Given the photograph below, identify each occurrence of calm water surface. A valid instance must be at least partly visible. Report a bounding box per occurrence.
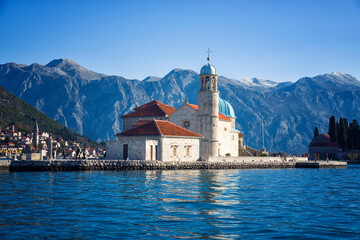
[1,166,360,239]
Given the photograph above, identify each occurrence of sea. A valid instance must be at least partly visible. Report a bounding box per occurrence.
[0,165,359,239]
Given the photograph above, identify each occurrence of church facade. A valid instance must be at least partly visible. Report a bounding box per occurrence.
[106,61,243,161]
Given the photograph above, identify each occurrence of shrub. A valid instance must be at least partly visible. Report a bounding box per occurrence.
[348,152,359,162]
[225,153,231,157]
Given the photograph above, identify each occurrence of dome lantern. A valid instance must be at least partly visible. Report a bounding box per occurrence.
[200,63,217,75]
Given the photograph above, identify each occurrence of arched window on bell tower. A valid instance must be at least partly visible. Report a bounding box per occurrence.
[199,65,217,92]
[206,77,210,90]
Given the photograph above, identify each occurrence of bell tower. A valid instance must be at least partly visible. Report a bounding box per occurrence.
[33,120,39,147]
[198,48,219,159]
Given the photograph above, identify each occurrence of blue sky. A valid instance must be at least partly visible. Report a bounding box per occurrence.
[0,0,359,82]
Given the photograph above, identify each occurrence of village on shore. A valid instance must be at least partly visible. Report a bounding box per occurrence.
[0,123,105,160]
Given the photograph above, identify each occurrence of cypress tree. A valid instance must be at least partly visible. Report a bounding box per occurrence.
[344,118,349,150]
[347,121,355,150]
[338,118,347,150]
[344,118,349,137]
[336,119,340,143]
[314,127,319,138]
[349,119,360,149]
[356,123,360,150]
[328,115,337,142]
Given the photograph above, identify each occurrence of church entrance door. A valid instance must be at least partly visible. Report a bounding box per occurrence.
[123,144,128,159]
[150,145,153,160]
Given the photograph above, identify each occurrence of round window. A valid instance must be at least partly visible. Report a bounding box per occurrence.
[183,120,190,128]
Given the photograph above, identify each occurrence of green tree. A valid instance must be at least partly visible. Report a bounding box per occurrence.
[313,127,319,138]
[347,123,353,150]
[356,124,360,150]
[348,120,360,150]
[344,118,349,139]
[328,115,337,142]
[338,118,348,150]
[336,119,340,142]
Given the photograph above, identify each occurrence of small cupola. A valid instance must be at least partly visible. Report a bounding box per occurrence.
[200,63,217,75]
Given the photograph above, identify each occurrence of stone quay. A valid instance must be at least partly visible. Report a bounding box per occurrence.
[3,157,347,172]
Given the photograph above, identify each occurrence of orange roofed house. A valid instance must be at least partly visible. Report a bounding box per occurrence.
[308,134,340,160]
[106,59,244,161]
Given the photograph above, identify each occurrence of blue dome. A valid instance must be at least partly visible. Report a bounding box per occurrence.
[219,98,236,118]
[200,63,216,75]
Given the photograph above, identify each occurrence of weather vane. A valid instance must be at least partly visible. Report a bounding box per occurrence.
[206,48,211,61]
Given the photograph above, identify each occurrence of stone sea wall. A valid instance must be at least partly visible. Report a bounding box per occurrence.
[6,158,346,171]
[9,159,297,171]
[207,156,309,163]
[294,160,347,168]
[0,160,11,170]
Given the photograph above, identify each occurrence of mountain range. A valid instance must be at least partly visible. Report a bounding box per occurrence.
[1,59,360,153]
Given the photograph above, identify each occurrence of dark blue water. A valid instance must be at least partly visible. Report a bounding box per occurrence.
[1,166,360,239]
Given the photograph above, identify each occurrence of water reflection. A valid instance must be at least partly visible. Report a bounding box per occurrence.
[0,168,360,239]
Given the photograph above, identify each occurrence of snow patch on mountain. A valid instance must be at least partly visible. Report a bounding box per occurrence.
[240,77,279,88]
[46,59,105,80]
[143,76,161,82]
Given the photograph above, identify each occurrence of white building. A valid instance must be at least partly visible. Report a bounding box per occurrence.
[107,119,202,161]
[107,59,243,161]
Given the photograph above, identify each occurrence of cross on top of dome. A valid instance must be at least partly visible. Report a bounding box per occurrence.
[206,48,211,62]
[201,48,216,75]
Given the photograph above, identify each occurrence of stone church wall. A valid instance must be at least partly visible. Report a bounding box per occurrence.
[107,136,200,161]
[218,120,238,157]
[161,137,200,161]
[107,136,148,160]
[168,105,198,133]
[106,140,122,159]
[145,139,159,160]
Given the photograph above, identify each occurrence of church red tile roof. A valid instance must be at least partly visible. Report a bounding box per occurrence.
[134,100,160,110]
[219,114,231,121]
[187,103,199,110]
[309,142,339,148]
[117,120,203,137]
[186,103,231,121]
[309,134,339,148]
[132,120,151,127]
[121,100,176,118]
[322,134,330,139]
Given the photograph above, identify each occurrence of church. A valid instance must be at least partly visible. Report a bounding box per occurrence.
[106,58,244,161]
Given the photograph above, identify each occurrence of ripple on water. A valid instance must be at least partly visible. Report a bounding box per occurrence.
[0,167,360,239]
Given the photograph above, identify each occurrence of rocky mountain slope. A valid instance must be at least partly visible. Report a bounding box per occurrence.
[0,86,100,147]
[1,59,360,153]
